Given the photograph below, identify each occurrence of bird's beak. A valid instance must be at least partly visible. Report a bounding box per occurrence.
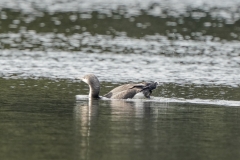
[75,77,82,81]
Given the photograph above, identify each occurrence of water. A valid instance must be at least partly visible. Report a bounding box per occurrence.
[74,100,240,160]
[1,0,240,159]
[1,79,240,160]
[1,78,240,160]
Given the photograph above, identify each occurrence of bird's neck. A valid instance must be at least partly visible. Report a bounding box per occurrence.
[89,84,100,99]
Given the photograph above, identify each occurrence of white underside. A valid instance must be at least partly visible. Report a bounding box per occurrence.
[132,92,146,99]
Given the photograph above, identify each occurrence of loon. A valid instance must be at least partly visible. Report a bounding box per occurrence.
[80,74,158,99]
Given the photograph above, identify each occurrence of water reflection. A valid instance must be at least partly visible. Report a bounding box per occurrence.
[1,77,240,160]
[74,99,169,123]
[74,99,170,160]
[73,99,240,160]
[74,100,99,160]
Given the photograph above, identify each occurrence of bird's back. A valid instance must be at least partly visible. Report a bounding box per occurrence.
[103,82,157,99]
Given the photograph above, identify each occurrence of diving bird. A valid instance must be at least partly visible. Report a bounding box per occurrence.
[80,74,158,99]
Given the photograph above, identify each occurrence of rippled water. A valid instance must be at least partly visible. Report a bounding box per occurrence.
[1,1,240,85]
[1,0,240,159]
[1,78,240,160]
[0,78,240,160]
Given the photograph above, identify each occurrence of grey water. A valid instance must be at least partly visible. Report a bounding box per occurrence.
[1,79,240,160]
[1,0,240,159]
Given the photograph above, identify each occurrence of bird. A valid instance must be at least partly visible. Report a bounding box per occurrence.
[80,74,158,99]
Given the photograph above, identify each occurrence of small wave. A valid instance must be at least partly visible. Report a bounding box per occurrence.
[149,97,240,107]
[76,95,240,107]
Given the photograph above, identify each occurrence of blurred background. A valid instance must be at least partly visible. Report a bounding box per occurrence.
[1,0,240,83]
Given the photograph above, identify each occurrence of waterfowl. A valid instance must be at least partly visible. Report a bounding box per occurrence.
[80,74,158,99]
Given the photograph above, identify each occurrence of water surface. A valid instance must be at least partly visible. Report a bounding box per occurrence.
[0,79,240,160]
[1,0,240,159]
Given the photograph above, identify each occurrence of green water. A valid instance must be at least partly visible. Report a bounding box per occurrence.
[1,78,240,160]
[1,1,240,159]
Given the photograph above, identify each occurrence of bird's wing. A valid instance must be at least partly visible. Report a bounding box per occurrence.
[108,89,139,99]
[103,83,143,98]
[103,82,157,99]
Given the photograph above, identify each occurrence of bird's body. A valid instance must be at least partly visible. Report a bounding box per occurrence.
[81,74,157,99]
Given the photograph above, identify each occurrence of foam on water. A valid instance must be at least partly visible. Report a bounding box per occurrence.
[76,95,240,107]
[150,97,240,107]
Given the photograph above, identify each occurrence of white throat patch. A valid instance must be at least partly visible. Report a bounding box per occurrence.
[81,78,88,84]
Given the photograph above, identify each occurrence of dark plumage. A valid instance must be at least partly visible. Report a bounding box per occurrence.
[80,74,158,99]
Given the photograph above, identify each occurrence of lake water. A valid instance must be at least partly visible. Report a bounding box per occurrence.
[1,0,240,159]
